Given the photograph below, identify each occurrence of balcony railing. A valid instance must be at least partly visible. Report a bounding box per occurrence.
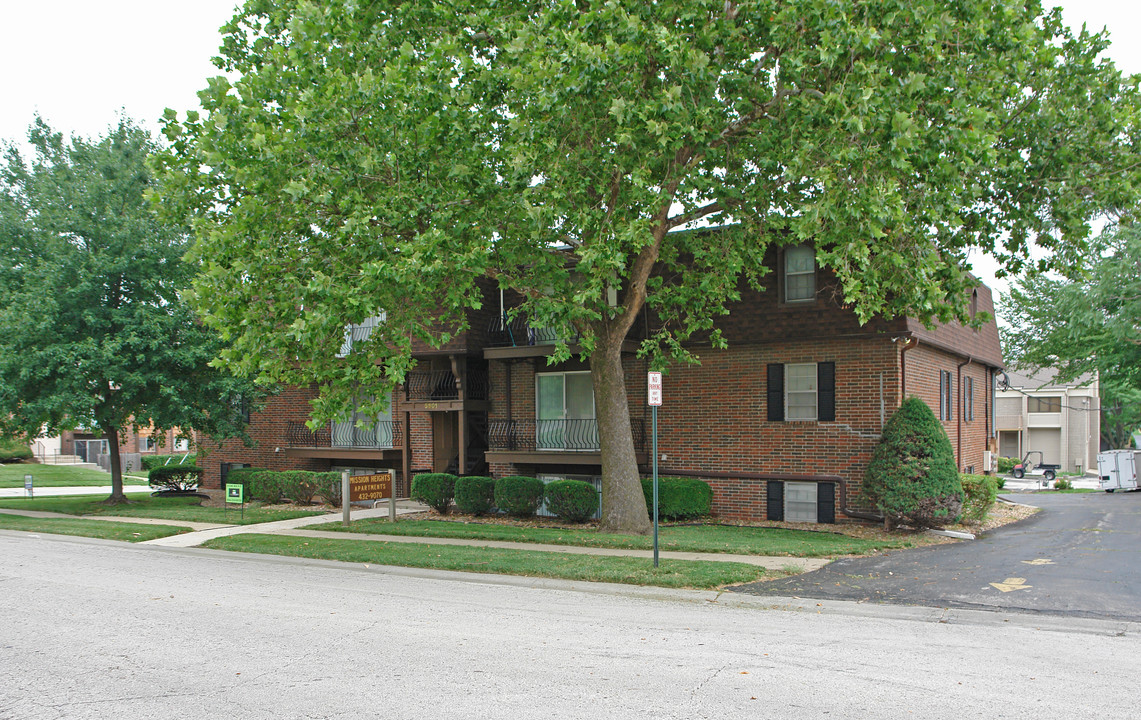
[405,368,488,401]
[487,316,579,348]
[488,418,645,453]
[286,420,401,450]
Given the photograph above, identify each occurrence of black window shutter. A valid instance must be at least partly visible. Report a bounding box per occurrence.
[817,482,836,524]
[818,362,835,422]
[767,481,784,521]
[767,364,784,421]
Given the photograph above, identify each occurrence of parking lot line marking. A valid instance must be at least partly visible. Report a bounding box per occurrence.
[990,577,1032,592]
[1021,559,1054,565]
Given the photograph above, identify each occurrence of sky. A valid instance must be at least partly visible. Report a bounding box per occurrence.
[2,0,1139,297]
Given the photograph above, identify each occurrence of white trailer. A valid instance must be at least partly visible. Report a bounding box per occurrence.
[1097,450,1141,492]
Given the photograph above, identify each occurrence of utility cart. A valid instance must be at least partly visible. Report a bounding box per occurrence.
[1010,451,1062,483]
[1097,450,1141,492]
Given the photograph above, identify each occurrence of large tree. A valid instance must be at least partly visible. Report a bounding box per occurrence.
[1002,224,1141,448]
[0,118,255,502]
[158,0,1140,533]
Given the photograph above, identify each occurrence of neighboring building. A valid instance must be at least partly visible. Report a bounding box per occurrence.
[995,369,1100,474]
[198,246,1004,524]
[59,426,196,463]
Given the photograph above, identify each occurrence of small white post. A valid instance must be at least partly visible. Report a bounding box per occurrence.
[389,469,397,522]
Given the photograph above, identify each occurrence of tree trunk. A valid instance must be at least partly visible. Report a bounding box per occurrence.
[591,333,651,535]
[104,426,128,504]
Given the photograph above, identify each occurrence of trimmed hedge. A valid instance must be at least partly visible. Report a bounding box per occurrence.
[141,454,197,471]
[232,469,281,503]
[231,469,339,505]
[862,397,964,529]
[0,438,33,463]
[454,476,496,516]
[411,473,456,514]
[494,476,545,517]
[960,474,998,524]
[640,477,713,520]
[544,480,599,522]
[147,465,202,492]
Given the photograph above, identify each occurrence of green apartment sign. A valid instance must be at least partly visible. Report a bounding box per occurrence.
[225,483,244,504]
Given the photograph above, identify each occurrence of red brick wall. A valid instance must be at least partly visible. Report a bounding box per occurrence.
[198,385,326,490]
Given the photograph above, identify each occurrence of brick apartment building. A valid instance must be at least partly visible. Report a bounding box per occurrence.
[198,245,1003,524]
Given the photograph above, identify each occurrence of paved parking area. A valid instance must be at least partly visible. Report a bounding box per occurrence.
[730,491,1141,621]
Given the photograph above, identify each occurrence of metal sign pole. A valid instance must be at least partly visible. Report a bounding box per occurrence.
[388,469,397,522]
[652,404,659,568]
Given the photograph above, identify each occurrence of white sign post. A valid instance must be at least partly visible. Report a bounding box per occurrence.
[647,372,662,567]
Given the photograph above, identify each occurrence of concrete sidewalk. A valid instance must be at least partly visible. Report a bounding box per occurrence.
[0,484,152,498]
[0,507,226,531]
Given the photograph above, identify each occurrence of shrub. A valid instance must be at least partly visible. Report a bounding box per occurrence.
[279,471,321,505]
[147,465,202,492]
[323,472,344,506]
[997,456,1017,474]
[141,454,198,471]
[862,396,964,530]
[411,473,456,514]
[960,474,998,524]
[1053,477,1073,490]
[0,437,33,463]
[454,476,496,516]
[544,480,599,522]
[241,470,283,504]
[640,477,713,520]
[994,475,1005,490]
[494,476,545,517]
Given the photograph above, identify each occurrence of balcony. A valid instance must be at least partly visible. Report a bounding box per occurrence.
[486,418,647,466]
[484,315,642,359]
[284,420,403,460]
[402,367,489,411]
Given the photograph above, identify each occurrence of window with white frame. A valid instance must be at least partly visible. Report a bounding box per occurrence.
[783,245,815,302]
[785,363,819,421]
[173,437,190,452]
[1028,396,1062,413]
[963,376,974,421]
[938,370,953,421]
[139,436,156,452]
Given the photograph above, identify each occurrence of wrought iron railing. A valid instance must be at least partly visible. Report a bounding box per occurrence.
[405,370,458,400]
[487,418,645,453]
[487,316,579,348]
[286,420,401,450]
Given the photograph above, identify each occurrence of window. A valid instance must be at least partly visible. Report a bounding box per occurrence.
[938,370,953,421]
[338,313,386,356]
[783,245,815,302]
[173,437,190,452]
[963,376,974,422]
[786,364,819,421]
[1028,396,1062,413]
[767,363,835,422]
[766,480,837,524]
[536,371,597,450]
[139,436,156,453]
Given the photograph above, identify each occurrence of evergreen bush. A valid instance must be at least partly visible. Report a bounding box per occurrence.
[862,397,964,529]
[544,480,599,522]
[454,476,496,516]
[960,474,998,524]
[411,473,456,514]
[639,477,713,520]
[494,476,545,517]
[147,465,202,492]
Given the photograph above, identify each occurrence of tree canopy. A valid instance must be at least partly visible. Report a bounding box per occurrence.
[0,118,256,501]
[1001,224,1141,448]
[158,0,1141,532]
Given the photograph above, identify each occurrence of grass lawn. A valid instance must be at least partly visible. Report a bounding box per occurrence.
[0,463,148,487]
[0,514,190,542]
[0,495,327,525]
[314,518,918,557]
[203,534,769,589]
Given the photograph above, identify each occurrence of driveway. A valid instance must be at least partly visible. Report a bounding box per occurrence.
[730,491,1141,621]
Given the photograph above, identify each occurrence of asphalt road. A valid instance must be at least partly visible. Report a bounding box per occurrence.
[1,531,1138,719]
[731,492,1141,620]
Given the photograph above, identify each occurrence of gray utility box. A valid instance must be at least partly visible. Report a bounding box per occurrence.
[1097,450,1141,492]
